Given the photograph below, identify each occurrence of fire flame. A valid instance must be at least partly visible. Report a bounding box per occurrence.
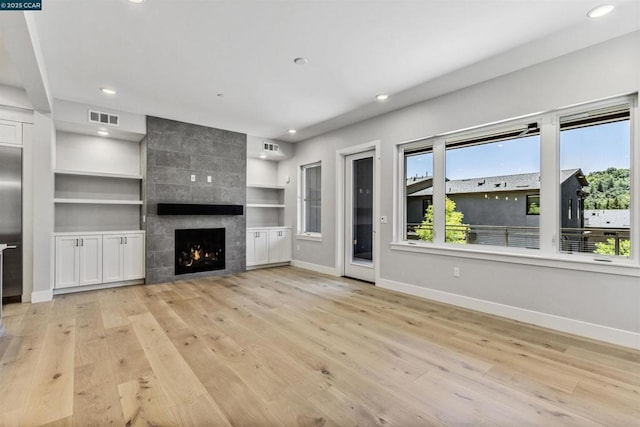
[191,247,202,261]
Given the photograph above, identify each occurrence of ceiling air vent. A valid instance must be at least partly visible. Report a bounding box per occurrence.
[263,142,279,152]
[88,109,119,127]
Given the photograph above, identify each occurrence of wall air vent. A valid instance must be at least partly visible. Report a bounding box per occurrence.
[88,109,119,127]
[262,141,279,152]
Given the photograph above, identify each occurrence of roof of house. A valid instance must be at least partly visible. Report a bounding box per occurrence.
[584,210,631,228]
[409,169,586,196]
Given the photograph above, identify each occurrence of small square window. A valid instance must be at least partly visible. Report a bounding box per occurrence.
[526,195,540,215]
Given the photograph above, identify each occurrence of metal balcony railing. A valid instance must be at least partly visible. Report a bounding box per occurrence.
[407,223,630,256]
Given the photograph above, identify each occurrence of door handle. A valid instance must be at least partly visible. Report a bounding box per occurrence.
[5,245,16,249]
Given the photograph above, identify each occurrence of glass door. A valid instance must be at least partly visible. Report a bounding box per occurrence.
[344,151,375,282]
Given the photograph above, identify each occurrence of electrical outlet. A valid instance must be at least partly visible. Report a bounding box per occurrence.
[190,174,196,182]
[453,267,460,278]
[207,175,212,183]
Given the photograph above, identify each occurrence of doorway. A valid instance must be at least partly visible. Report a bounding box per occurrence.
[344,150,375,282]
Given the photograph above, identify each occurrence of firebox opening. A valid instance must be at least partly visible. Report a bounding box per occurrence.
[175,228,225,275]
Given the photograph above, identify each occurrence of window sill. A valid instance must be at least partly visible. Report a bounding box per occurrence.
[296,233,323,242]
[390,241,640,277]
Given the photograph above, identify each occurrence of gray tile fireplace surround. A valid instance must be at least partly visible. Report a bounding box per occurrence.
[144,116,247,284]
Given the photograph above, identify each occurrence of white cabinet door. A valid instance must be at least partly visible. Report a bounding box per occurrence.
[123,233,145,280]
[55,236,80,288]
[0,119,22,145]
[102,235,124,283]
[247,230,269,266]
[269,229,291,263]
[79,235,102,286]
[55,234,102,288]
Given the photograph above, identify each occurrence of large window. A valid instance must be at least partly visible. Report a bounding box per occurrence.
[444,126,540,248]
[399,95,636,263]
[559,104,631,257]
[301,162,321,234]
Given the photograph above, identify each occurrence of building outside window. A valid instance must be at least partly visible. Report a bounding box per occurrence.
[300,162,321,234]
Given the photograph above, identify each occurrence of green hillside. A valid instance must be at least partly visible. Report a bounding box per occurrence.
[584,168,630,210]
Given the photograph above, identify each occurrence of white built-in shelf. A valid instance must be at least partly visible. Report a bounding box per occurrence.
[54,198,143,205]
[54,169,143,180]
[246,203,285,208]
[247,184,285,190]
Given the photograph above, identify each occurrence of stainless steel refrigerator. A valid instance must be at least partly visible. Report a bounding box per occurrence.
[0,145,22,303]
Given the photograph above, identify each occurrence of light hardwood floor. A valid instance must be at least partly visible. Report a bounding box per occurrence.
[0,266,638,426]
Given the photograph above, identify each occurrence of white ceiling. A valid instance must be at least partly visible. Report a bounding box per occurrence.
[30,0,640,142]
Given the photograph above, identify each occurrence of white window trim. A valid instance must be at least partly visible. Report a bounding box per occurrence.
[394,94,639,270]
[297,161,322,238]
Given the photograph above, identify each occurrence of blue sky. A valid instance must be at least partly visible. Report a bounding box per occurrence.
[406,121,630,180]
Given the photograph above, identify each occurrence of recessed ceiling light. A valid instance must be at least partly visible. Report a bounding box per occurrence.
[97,130,109,136]
[128,0,145,4]
[293,57,308,65]
[288,129,297,135]
[376,94,389,101]
[99,87,117,95]
[259,153,267,159]
[587,4,614,18]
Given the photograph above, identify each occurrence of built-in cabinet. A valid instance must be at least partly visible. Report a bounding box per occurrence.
[53,131,145,291]
[55,231,145,289]
[246,180,291,268]
[246,227,291,267]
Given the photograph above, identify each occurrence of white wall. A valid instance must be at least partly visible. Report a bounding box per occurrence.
[56,131,141,175]
[280,32,640,347]
[247,158,278,186]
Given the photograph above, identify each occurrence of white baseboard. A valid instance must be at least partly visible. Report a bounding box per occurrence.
[290,259,340,277]
[31,289,53,303]
[377,278,640,350]
[53,279,144,295]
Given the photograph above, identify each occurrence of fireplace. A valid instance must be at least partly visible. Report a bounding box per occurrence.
[175,228,225,275]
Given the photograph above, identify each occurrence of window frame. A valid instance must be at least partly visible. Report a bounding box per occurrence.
[394,94,638,272]
[298,161,322,240]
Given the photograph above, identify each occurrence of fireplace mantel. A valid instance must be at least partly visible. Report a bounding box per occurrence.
[157,203,244,216]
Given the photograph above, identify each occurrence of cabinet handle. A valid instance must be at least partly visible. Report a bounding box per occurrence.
[120,237,123,244]
[80,238,84,246]
[75,238,79,247]
[125,237,128,244]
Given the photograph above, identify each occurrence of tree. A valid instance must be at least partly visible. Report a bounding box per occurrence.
[416,197,467,243]
[594,238,630,257]
[584,168,630,210]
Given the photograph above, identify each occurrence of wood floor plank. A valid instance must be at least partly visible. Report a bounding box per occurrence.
[73,358,125,426]
[21,320,75,426]
[1,266,639,425]
[128,311,231,425]
[118,375,178,426]
[104,323,154,384]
